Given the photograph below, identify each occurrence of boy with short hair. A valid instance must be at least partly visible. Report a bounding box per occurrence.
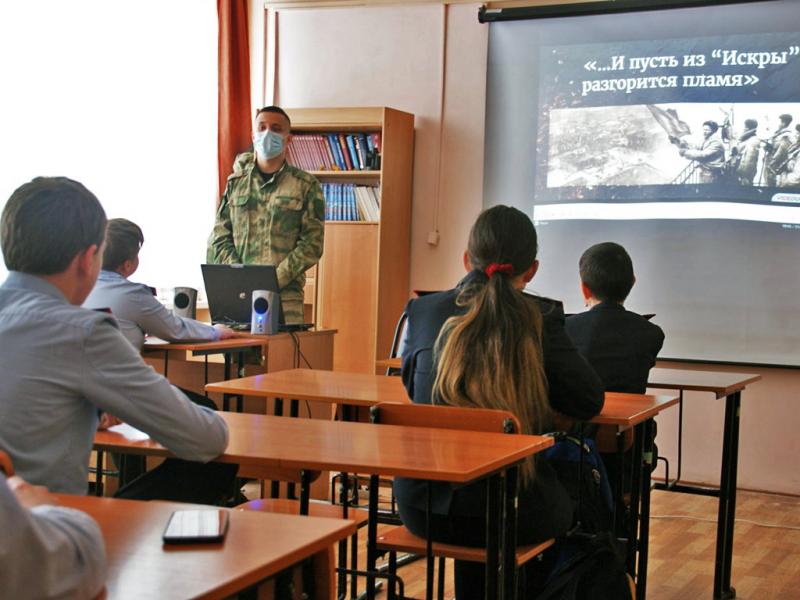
[0,177,232,502]
[84,218,236,350]
[565,242,664,393]
[565,242,665,495]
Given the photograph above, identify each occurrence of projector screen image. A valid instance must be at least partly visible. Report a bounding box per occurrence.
[483,0,800,366]
[534,29,800,223]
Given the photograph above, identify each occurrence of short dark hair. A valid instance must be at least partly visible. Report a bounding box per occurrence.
[703,120,719,133]
[1,177,106,275]
[103,218,144,271]
[255,105,291,127]
[744,118,758,130]
[779,113,793,126]
[579,242,635,303]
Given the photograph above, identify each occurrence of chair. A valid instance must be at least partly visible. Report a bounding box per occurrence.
[0,450,13,476]
[385,311,408,375]
[236,464,369,600]
[370,402,556,600]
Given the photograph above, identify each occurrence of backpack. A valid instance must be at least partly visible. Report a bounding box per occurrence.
[542,433,614,534]
[535,434,631,599]
[535,533,633,600]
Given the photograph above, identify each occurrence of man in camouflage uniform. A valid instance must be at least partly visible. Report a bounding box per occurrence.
[207,106,325,323]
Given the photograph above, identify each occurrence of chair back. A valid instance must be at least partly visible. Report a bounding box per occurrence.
[0,450,14,476]
[371,402,521,435]
[388,311,409,359]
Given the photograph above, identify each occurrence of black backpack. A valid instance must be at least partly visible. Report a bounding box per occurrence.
[533,434,631,599]
[536,533,632,600]
[543,433,614,534]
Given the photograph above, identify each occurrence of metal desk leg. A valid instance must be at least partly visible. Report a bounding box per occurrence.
[627,423,645,577]
[714,391,741,600]
[222,354,232,412]
[503,466,520,600]
[236,351,245,412]
[655,390,684,491]
[366,474,380,600]
[426,480,434,600]
[636,419,655,600]
[485,475,501,600]
[286,399,300,500]
[339,471,351,599]
[270,398,284,499]
[95,450,104,497]
[613,430,626,536]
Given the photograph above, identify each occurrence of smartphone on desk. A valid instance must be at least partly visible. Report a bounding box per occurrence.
[162,509,230,544]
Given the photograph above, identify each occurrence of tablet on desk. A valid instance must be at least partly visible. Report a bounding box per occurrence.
[163,509,229,545]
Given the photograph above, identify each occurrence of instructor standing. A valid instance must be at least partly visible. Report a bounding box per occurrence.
[207,106,325,323]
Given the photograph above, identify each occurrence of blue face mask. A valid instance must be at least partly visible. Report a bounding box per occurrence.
[254,130,285,160]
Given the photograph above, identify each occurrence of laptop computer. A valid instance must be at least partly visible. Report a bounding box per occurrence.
[201,264,283,330]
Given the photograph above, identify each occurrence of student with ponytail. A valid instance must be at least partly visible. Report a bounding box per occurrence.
[396,205,604,598]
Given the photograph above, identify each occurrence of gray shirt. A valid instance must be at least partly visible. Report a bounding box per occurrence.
[84,270,218,351]
[0,272,229,494]
[0,473,106,600]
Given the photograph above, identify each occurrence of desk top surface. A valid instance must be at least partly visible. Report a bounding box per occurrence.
[592,392,680,429]
[95,412,552,482]
[648,367,761,396]
[143,329,336,352]
[205,368,410,406]
[56,494,354,600]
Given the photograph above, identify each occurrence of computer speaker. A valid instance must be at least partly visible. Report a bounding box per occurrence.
[173,287,197,319]
[251,289,280,335]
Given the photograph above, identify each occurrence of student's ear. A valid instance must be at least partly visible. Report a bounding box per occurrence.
[76,245,99,277]
[463,251,471,273]
[580,281,593,302]
[631,274,637,287]
[522,260,539,284]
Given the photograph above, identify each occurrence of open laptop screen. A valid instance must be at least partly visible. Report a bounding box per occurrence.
[201,264,282,327]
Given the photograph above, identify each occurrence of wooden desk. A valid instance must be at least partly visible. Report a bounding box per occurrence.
[593,392,680,600]
[646,368,761,600]
[94,412,553,600]
[205,368,409,420]
[57,494,355,600]
[144,329,336,411]
[375,357,401,374]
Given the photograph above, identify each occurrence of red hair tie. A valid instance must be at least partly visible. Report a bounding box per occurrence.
[485,263,514,278]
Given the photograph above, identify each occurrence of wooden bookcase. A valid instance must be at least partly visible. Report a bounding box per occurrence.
[287,107,414,373]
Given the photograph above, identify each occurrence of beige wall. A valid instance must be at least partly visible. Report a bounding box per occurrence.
[265,2,487,292]
[257,2,800,496]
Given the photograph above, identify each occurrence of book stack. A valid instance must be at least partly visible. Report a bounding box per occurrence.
[323,184,381,222]
[288,133,381,171]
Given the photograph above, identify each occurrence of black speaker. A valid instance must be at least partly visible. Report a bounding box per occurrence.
[173,287,197,319]
[251,289,280,335]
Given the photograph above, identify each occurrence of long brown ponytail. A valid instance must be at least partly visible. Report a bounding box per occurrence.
[433,206,549,486]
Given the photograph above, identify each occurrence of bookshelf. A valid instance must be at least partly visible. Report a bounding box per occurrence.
[287,107,414,373]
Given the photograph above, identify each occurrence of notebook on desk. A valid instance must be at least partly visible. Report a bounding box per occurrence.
[201,264,284,330]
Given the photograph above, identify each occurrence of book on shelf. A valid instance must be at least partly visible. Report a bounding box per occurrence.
[322,183,380,222]
[287,132,382,172]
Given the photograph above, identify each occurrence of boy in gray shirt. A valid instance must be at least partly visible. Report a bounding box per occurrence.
[0,177,233,502]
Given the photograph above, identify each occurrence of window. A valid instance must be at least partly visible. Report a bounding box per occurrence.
[0,0,218,293]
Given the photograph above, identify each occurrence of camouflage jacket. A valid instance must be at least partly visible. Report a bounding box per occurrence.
[207,153,325,322]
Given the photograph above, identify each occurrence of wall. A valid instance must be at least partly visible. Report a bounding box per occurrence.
[268,2,487,292]
[259,2,799,496]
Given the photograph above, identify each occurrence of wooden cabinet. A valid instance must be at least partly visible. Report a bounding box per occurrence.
[288,107,414,373]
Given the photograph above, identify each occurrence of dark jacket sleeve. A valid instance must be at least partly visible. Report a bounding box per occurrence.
[539,299,605,420]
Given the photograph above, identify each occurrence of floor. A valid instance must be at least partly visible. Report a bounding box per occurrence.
[313,488,800,599]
